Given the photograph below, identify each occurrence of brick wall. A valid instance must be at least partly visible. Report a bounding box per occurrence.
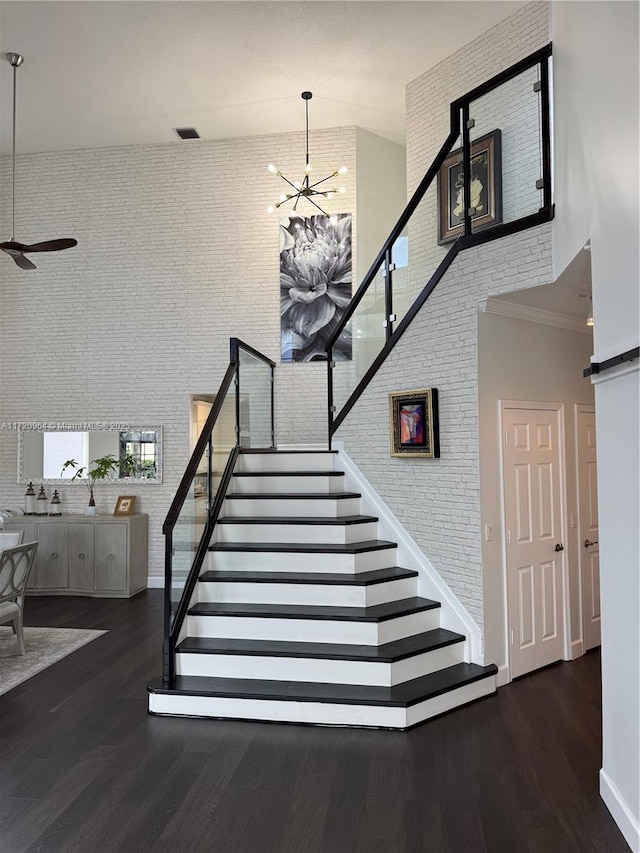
[335,3,551,634]
[0,127,358,578]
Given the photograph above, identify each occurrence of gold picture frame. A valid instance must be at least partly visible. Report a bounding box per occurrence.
[437,129,502,244]
[389,388,440,458]
[113,495,136,516]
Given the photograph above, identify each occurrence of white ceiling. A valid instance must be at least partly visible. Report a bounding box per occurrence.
[0,1,526,156]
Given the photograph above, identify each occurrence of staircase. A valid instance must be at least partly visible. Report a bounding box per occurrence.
[148,449,497,729]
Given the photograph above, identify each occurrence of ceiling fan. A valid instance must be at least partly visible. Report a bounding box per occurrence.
[1,52,77,270]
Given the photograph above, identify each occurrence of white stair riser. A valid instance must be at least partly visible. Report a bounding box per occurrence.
[214,521,378,545]
[208,547,397,573]
[148,675,496,728]
[187,608,439,645]
[232,474,344,494]
[237,453,336,473]
[176,643,464,685]
[196,577,417,607]
[405,676,497,726]
[224,497,361,518]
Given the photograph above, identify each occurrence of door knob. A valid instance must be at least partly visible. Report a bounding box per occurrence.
[554,543,564,552]
[584,539,598,548]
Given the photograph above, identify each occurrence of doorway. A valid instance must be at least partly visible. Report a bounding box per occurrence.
[576,405,600,650]
[501,401,567,679]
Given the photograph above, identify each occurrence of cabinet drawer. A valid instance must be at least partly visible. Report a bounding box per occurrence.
[95,523,127,592]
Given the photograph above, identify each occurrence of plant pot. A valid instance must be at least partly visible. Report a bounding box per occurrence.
[84,506,98,517]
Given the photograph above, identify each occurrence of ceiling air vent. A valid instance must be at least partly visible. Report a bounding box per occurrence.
[174,127,200,140]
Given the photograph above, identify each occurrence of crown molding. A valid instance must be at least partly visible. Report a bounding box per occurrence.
[479,297,591,334]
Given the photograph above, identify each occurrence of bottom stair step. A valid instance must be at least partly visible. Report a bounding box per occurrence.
[147,663,498,730]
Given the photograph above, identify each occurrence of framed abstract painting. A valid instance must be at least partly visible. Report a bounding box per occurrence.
[389,388,440,458]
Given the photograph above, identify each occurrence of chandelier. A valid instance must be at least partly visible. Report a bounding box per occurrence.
[267,91,347,217]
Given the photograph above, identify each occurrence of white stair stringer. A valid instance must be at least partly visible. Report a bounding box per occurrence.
[148,448,498,728]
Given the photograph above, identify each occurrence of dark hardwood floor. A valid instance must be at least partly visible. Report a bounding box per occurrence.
[0,591,628,853]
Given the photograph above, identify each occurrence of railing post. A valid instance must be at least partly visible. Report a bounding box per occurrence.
[270,363,275,449]
[461,103,473,238]
[234,362,240,448]
[539,56,552,211]
[162,529,174,684]
[327,345,334,449]
[207,434,213,518]
[384,247,394,342]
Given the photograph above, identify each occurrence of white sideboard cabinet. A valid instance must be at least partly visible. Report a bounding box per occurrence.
[5,514,148,598]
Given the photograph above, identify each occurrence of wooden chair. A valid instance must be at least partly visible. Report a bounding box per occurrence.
[0,542,38,655]
[0,530,25,550]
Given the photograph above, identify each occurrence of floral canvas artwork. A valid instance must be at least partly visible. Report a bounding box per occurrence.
[280,214,352,362]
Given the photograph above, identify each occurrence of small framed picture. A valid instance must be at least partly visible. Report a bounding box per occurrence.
[113,495,136,516]
[389,388,440,458]
[437,129,502,244]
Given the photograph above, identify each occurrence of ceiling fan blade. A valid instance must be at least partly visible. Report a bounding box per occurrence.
[5,250,37,270]
[0,240,29,252]
[22,239,78,253]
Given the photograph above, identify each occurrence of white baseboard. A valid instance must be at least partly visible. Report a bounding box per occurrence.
[496,664,511,687]
[600,768,640,852]
[147,576,164,589]
[333,442,483,664]
[570,639,584,660]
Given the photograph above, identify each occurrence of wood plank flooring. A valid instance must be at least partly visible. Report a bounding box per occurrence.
[0,591,628,853]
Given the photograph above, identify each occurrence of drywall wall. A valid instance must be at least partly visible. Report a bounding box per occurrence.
[552,3,640,848]
[0,126,359,578]
[477,309,594,669]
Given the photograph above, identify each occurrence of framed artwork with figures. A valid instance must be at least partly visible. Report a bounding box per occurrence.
[437,129,502,244]
[389,388,440,458]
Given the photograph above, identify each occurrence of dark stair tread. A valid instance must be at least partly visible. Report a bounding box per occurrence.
[217,514,378,526]
[199,567,417,586]
[233,471,343,478]
[239,449,336,454]
[187,596,439,622]
[176,628,464,662]
[208,539,396,554]
[225,491,361,500]
[147,663,497,707]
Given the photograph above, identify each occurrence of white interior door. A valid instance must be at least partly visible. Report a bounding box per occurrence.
[502,404,566,679]
[577,407,600,651]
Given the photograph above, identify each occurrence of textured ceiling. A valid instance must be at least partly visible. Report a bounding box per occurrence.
[0,1,526,155]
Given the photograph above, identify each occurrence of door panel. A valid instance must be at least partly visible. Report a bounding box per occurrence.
[577,407,600,650]
[504,405,565,678]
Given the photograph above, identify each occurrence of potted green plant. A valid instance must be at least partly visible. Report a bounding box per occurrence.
[61,453,137,515]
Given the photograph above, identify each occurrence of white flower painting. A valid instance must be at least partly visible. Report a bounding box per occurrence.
[280,214,352,362]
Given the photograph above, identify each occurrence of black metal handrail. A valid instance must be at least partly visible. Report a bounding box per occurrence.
[584,347,639,378]
[327,44,554,441]
[162,337,275,683]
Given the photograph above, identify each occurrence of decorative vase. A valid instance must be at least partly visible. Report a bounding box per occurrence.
[84,505,98,517]
[49,490,62,516]
[36,486,48,515]
[24,481,36,515]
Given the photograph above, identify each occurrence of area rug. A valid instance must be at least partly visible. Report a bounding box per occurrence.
[0,626,107,696]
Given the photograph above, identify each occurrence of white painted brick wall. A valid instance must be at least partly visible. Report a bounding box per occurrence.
[335,4,551,635]
[0,127,357,579]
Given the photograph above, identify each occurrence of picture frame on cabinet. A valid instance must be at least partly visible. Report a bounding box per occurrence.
[389,388,440,458]
[113,495,136,516]
[437,129,502,244]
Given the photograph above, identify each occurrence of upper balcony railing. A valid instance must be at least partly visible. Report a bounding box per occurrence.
[161,338,275,683]
[326,44,553,439]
